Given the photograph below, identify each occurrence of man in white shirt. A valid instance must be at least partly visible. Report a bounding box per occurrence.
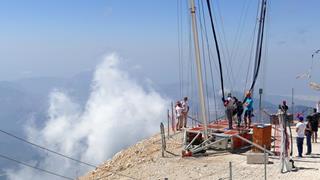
[296,116,306,157]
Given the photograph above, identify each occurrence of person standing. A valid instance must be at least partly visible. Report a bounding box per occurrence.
[181,97,189,128]
[296,116,306,157]
[234,97,244,128]
[223,93,235,129]
[175,101,183,131]
[243,91,253,129]
[280,100,289,123]
[311,108,319,143]
[281,100,288,114]
[305,116,312,155]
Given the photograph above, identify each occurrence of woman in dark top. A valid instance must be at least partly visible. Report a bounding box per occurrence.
[311,108,319,143]
[305,116,312,155]
[233,97,244,128]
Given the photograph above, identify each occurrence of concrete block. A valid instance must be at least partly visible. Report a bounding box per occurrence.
[246,153,268,164]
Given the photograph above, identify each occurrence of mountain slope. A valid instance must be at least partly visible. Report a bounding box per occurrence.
[80,128,320,180]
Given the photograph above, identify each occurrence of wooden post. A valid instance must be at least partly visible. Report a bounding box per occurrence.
[291,88,294,119]
[273,123,276,152]
[171,102,175,133]
[259,88,263,123]
[264,145,267,180]
[167,109,170,139]
[160,123,166,157]
[229,162,232,180]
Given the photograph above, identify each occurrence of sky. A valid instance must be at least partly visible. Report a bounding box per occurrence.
[1,1,320,178]
[1,0,320,97]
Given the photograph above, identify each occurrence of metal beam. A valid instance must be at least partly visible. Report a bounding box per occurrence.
[189,0,208,140]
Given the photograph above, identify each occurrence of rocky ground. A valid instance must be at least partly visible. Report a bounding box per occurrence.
[79,127,320,180]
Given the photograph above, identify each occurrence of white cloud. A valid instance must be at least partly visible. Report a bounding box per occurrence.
[5,53,169,180]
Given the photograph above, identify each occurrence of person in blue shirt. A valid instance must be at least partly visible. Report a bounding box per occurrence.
[243,91,253,128]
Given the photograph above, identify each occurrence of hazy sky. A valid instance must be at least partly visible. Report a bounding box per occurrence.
[1,0,320,97]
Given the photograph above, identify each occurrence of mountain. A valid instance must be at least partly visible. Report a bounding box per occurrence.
[0,71,316,180]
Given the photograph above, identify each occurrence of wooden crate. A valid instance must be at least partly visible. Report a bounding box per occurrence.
[252,124,271,152]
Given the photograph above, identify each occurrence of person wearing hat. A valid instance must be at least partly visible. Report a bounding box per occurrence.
[296,116,306,157]
[243,91,253,128]
[223,92,235,129]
